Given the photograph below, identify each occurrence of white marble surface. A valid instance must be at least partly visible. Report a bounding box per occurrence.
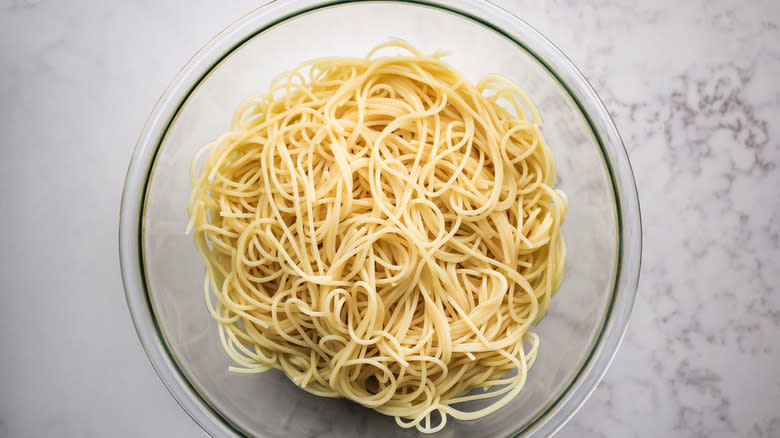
[0,0,777,437]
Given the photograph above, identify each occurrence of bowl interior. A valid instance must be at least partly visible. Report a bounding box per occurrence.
[140,2,619,437]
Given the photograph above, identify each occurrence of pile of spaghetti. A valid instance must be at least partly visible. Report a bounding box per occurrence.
[188,41,567,433]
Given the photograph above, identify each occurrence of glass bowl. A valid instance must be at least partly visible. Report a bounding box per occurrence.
[119,1,641,437]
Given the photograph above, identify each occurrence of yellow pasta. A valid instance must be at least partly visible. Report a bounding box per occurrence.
[188,40,567,433]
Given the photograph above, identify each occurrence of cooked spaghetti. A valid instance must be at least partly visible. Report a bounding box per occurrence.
[187,40,567,433]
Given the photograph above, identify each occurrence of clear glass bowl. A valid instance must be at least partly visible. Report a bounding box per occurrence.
[119,1,641,437]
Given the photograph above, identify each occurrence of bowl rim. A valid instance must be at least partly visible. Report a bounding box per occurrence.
[118,1,642,437]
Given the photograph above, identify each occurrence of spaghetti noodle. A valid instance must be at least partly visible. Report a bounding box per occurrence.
[188,40,567,433]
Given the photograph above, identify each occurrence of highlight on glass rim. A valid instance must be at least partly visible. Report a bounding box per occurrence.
[187,39,567,434]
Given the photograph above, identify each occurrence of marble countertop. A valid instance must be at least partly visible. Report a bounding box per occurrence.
[0,0,777,436]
